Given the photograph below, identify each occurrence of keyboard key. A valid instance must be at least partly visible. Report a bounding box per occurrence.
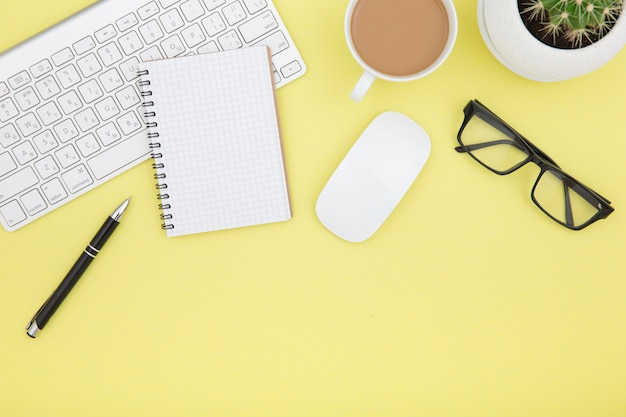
[115,85,141,110]
[94,24,118,43]
[160,34,186,57]
[0,152,17,177]
[160,9,185,33]
[99,68,125,92]
[119,31,144,55]
[202,13,226,36]
[197,41,219,54]
[223,1,247,25]
[15,113,42,137]
[73,36,96,55]
[0,200,27,227]
[15,87,41,111]
[256,30,288,55]
[41,178,68,204]
[96,122,122,146]
[75,108,100,131]
[280,60,302,78]
[8,71,31,90]
[76,134,101,157]
[0,167,38,204]
[158,0,180,8]
[181,23,207,47]
[239,10,277,43]
[0,97,20,122]
[36,102,63,126]
[55,144,80,168]
[56,65,82,89]
[181,0,206,21]
[33,130,58,154]
[21,188,47,215]
[58,91,83,115]
[29,59,53,78]
[94,96,121,121]
[119,57,142,81]
[203,0,226,10]
[88,130,150,179]
[98,43,124,67]
[77,53,103,78]
[0,82,8,97]
[54,119,80,142]
[139,20,165,44]
[242,0,267,14]
[140,46,165,61]
[218,30,243,50]
[34,76,62,100]
[51,48,75,66]
[0,124,20,148]
[116,13,139,32]
[62,164,94,193]
[12,141,37,165]
[138,2,161,20]
[34,155,60,179]
[116,111,143,135]
[78,79,105,104]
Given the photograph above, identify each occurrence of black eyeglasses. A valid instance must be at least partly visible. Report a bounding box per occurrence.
[455,99,614,230]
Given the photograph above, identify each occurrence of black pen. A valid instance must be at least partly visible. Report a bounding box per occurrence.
[26,197,131,338]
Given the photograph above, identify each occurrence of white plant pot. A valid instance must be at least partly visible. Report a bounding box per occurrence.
[478,0,626,81]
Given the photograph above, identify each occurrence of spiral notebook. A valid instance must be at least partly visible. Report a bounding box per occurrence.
[139,47,291,237]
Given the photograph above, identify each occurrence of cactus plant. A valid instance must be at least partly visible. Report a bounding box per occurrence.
[522,0,624,47]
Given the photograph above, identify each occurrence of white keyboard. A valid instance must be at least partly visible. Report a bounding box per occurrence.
[0,0,306,232]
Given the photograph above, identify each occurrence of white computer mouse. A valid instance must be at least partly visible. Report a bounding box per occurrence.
[316,112,431,242]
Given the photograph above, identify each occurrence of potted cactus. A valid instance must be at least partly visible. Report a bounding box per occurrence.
[477,0,626,81]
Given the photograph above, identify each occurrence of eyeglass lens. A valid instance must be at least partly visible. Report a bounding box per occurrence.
[460,112,529,173]
[533,170,603,228]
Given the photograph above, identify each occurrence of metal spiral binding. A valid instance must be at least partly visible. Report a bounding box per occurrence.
[139,68,174,231]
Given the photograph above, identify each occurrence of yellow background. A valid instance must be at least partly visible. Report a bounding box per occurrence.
[1,0,625,416]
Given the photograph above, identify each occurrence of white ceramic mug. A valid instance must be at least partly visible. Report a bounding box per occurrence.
[345,0,458,102]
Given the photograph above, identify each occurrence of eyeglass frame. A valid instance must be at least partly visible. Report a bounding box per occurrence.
[455,99,614,230]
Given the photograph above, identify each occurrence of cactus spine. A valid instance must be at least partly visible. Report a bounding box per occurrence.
[523,0,624,47]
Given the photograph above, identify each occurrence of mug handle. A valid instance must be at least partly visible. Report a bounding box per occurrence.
[350,70,376,102]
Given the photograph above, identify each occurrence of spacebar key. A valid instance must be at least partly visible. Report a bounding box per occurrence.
[87,130,151,180]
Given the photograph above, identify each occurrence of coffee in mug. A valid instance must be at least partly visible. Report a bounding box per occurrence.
[345,0,457,101]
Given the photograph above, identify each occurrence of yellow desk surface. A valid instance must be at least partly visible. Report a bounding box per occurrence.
[1,1,625,416]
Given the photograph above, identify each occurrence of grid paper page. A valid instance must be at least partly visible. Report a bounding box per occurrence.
[140,47,291,237]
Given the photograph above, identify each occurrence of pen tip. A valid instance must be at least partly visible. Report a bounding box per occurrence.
[26,321,40,338]
[111,198,131,221]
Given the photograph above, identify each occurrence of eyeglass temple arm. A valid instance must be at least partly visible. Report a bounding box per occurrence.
[562,183,575,227]
[559,180,612,226]
[489,126,560,167]
[455,139,527,153]
[557,174,613,226]
[568,178,613,208]
[572,179,613,206]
